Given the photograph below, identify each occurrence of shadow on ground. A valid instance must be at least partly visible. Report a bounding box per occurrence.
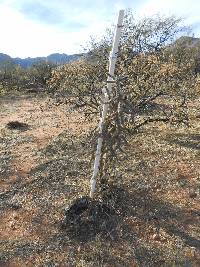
[1,129,200,266]
[166,133,200,151]
[1,176,199,266]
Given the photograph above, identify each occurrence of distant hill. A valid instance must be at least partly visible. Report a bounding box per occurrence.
[0,53,83,68]
[174,36,200,48]
[0,37,199,69]
[0,53,13,62]
[0,53,15,66]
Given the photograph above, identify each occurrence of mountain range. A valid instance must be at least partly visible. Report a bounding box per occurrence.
[0,37,199,69]
[0,53,82,68]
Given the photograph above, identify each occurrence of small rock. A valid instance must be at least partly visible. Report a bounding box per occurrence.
[9,221,17,230]
[152,233,161,241]
[13,214,19,220]
[189,190,197,198]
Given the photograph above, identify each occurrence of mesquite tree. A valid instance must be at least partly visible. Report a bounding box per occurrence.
[48,10,199,196]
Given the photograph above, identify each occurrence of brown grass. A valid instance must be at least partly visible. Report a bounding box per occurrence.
[0,92,199,266]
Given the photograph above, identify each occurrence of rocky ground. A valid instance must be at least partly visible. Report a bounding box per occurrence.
[0,92,200,266]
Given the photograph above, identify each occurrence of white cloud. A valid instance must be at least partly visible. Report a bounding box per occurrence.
[136,0,200,35]
[0,1,116,58]
[0,0,199,58]
[0,4,71,57]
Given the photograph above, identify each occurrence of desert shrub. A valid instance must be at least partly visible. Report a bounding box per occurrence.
[27,60,56,89]
[48,11,199,192]
[0,60,56,93]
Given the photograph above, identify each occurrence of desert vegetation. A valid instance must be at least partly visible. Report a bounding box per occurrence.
[0,9,200,267]
[0,60,55,95]
[48,12,200,194]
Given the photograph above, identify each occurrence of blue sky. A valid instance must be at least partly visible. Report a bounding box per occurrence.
[0,0,199,58]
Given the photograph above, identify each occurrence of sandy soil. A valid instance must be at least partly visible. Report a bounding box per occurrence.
[0,92,200,267]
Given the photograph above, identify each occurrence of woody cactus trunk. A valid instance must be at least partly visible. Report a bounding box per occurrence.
[90,10,125,198]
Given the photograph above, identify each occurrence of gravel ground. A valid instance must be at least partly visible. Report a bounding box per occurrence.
[0,93,200,267]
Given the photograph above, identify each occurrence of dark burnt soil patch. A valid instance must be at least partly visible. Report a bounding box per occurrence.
[61,197,119,243]
[6,121,29,131]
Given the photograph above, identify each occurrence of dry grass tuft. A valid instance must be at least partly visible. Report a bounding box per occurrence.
[0,93,199,266]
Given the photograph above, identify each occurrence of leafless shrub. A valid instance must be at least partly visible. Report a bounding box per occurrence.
[48,10,199,191]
